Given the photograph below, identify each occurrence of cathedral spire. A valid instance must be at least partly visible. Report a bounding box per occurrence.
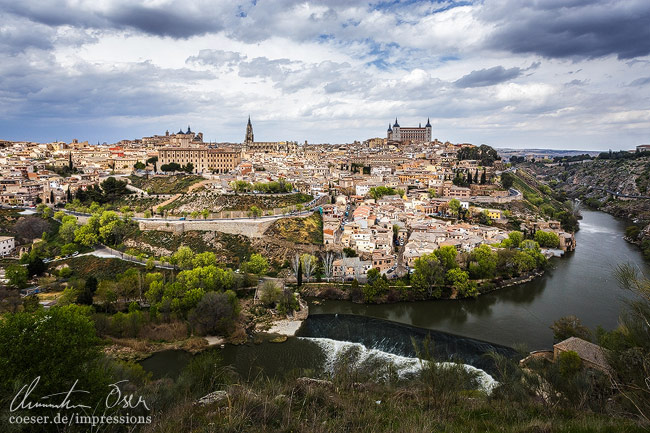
[244,116,254,144]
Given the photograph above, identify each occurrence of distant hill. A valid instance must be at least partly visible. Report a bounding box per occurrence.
[497,148,603,159]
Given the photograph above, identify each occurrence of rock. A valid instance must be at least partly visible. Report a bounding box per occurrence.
[295,377,334,390]
[270,335,288,343]
[195,390,228,406]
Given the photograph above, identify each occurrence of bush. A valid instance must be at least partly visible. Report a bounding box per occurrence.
[626,225,641,240]
[258,281,282,306]
[550,315,592,343]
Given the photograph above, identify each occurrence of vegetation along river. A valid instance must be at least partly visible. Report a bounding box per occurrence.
[142,210,647,380]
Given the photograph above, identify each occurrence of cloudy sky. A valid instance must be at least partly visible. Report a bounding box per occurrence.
[1,0,649,150]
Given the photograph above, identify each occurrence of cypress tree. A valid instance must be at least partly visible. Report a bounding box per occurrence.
[297,261,303,287]
[481,168,487,185]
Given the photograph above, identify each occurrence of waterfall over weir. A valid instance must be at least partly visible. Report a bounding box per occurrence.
[296,314,519,377]
[300,337,499,393]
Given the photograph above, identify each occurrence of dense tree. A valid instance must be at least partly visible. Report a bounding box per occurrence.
[74,214,101,246]
[446,268,478,298]
[457,144,500,166]
[6,265,28,289]
[248,205,262,218]
[26,256,46,277]
[244,253,269,275]
[411,253,445,298]
[172,246,195,269]
[501,172,515,190]
[368,186,400,200]
[99,176,131,202]
[534,230,560,248]
[258,280,283,306]
[550,315,592,343]
[161,162,182,172]
[189,291,239,335]
[468,244,498,279]
[434,246,459,271]
[59,219,77,243]
[448,199,461,218]
[0,305,106,407]
[13,216,50,242]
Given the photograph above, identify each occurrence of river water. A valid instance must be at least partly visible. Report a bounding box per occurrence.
[141,210,647,379]
[312,210,646,350]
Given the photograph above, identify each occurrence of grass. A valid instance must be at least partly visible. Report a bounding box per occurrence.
[62,255,149,280]
[126,229,254,267]
[128,174,204,194]
[162,192,314,212]
[265,212,323,245]
[141,360,647,433]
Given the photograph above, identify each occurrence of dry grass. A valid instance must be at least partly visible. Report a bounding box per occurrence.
[139,321,189,341]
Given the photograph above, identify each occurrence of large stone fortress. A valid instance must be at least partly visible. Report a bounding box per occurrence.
[387,118,432,143]
[244,117,297,154]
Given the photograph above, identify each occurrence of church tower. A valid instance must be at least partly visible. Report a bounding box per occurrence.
[244,116,254,145]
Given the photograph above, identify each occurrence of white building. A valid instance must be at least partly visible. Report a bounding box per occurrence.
[0,236,15,256]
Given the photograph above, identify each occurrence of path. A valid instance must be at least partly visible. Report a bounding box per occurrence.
[152,179,212,213]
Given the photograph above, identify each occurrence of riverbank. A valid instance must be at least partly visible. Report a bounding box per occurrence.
[103,335,210,362]
[298,268,547,304]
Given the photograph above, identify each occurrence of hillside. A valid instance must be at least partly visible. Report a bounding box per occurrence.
[526,156,650,222]
[264,211,323,245]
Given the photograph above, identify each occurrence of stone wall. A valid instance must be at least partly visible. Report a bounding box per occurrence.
[138,218,278,238]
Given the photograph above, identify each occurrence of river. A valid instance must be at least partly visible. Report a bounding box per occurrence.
[312,209,646,350]
[141,210,647,379]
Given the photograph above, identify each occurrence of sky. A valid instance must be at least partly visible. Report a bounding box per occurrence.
[1,0,649,150]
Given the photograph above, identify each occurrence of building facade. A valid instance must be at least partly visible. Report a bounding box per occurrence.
[0,236,15,256]
[158,146,242,174]
[387,118,432,143]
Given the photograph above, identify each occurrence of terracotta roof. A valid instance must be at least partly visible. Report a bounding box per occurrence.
[554,337,609,371]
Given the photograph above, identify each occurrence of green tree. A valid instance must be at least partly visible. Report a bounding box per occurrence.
[508,231,524,248]
[74,215,100,246]
[189,291,240,335]
[469,244,497,279]
[244,253,269,275]
[193,251,217,268]
[550,315,592,343]
[434,246,458,271]
[248,205,262,218]
[448,198,461,218]
[535,230,560,248]
[59,219,77,243]
[446,268,478,298]
[501,172,515,190]
[172,246,195,269]
[411,253,445,298]
[6,265,28,289]
[0,305,106,407]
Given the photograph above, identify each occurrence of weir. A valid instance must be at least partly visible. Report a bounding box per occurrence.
[296,314,519,376]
